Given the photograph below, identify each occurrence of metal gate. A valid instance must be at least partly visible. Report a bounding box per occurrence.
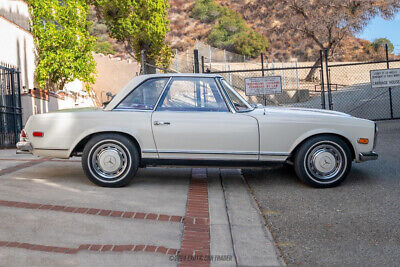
[0,64,23,148]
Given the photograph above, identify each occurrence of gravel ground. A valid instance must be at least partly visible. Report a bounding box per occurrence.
[243,120,400,266]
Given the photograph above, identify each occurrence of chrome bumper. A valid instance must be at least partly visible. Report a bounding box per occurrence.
[16,141,33,154]
[359,151,378,162]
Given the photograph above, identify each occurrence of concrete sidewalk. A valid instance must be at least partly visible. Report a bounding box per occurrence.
[0,149,283,266]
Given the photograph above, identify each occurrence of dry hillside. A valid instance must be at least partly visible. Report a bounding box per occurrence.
[167,0,388,62]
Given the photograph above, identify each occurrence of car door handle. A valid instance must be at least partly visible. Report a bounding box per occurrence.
[154,121,170,126]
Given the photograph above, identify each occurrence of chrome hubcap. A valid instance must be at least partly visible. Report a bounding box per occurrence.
[97,149,122,173]
[91,142,128,180]
[306,143,343,181]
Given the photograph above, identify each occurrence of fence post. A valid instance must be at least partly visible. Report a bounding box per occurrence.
[201,56,205,73]
[319,50,326,109]
[223,49,227,71]
[324,49,333,110]
[141,50,146,75]
[174,49,179,72]
[261,53,265,76]
[9,69,18,143]
[261,53,266,106]
[209,45,212,69]
[194,49,200,73]
[385,43,394,119]
[295,58,299,90]
[16,70,22,129]
[228,65,232,85]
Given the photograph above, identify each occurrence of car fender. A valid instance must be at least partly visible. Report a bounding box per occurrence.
[68,126,143,156]
[289,128,357,156]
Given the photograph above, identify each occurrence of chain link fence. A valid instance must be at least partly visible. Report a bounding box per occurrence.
[326,59,400,120]
[141,43,399,121]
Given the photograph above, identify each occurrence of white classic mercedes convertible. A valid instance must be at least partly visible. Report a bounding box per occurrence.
[17,74,378,188]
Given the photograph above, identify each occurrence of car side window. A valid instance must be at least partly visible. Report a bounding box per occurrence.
[157,77,229,112]
[116,78,169,110]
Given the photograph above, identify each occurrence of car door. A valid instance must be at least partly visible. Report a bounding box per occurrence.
[151,77,259,160]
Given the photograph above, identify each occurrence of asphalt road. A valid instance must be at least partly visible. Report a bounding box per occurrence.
[243,119,400,266]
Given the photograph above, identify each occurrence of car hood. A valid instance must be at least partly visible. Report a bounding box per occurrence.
[248,106,352,118]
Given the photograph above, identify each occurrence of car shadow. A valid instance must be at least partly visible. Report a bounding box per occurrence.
[242,163,375,189]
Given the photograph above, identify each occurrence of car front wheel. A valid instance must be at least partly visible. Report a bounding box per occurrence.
[294,135,352,188]
[82,134,139,187]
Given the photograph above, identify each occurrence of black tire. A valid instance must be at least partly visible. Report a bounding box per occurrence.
[294,135,352,188]
[82,133,139,187]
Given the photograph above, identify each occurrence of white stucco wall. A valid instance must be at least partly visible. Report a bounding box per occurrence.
[0,16,35,90]
[0,0,30,20]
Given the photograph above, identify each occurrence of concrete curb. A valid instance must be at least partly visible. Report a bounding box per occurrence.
[220,169,284,266]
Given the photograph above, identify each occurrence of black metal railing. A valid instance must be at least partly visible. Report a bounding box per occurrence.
[0,64,23,148]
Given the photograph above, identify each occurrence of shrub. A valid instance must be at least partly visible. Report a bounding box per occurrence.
[94,41,116,55]
[233,31,268,58]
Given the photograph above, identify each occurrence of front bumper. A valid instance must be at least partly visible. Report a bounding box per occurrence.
[359,151,378,162]
[16,141,33,154]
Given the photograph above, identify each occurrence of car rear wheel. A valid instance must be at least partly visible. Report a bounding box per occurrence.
[294,135,352,188]
[82,134,139,187]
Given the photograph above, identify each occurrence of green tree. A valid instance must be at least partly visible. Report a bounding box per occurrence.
[371,38,394,53]
[95,0,171,74]
[28,0,96,91]
[191,0,268,58]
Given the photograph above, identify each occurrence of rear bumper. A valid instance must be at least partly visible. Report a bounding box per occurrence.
[16,141,33,154]
[359,151,378,162]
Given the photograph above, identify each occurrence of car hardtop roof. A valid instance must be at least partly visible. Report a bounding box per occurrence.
[140,73,223,78]
[104,73,224,110]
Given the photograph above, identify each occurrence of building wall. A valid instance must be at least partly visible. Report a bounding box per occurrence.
[0,1,34,91]
[92,54,141,104]
[0,0,30,31]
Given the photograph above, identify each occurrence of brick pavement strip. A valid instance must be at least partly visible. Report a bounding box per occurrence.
[178,168,211,267]
[0,199,184,223]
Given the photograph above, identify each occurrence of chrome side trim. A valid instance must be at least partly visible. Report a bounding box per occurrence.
[158,150,258,155]
[153,150,290,156]
[35,148,69,151]
[260,152,290,156]
[142,149,158,153]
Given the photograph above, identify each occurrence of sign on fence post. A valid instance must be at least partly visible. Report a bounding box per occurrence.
[370,68,400,119]
[244,76,282,106]
[370,68,400,88]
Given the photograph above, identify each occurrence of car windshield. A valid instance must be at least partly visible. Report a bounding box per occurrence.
[220,79,253,112]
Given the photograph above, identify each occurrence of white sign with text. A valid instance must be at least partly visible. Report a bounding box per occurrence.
[370,68,400,88]
[244,76,282,96]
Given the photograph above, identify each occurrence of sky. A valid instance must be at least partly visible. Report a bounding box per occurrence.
[357,12,400,54]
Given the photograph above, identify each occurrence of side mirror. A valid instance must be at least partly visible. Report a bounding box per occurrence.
[102,100,111,107]
[103,91,115,107]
